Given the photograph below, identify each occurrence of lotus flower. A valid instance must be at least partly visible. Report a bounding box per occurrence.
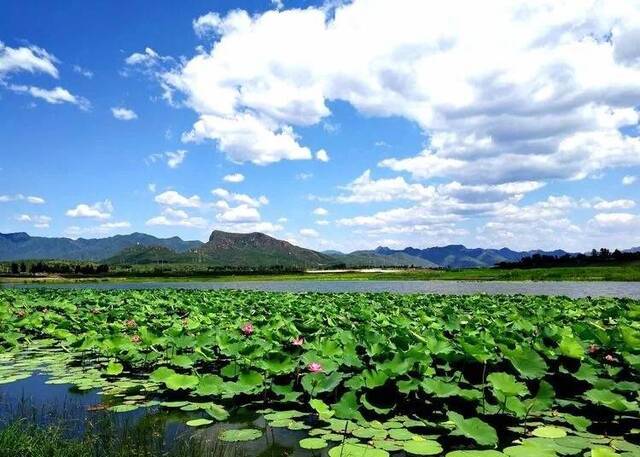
[605,354,618,363]
[125,319,137,328]
[588,344,599,354]
[131,335,141,343]
[292,336,305,347]
[242,322,254,336]
[308,362,323,373]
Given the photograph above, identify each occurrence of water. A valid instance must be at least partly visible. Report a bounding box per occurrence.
[6,280,640,298]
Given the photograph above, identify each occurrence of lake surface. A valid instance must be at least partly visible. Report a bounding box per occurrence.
[6,280,640,298]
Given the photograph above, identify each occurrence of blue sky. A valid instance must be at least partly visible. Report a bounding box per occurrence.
[1,0,639,252]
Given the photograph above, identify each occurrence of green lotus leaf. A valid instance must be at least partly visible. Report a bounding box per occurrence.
[487,372,528,397]
[332,391,364,422]
[502,346,547,379]
[328,443,389,457]
[164,373,198,390]
[205,403,229,421]
[186,418,213,427]
[585,389,638,412]
[218,428,262,442]
[445,452,504,457]
[299,438,328,450]
[532,426,567,438]
[403,439,443,456]
[105,361,123,376]
[447,411,498,446]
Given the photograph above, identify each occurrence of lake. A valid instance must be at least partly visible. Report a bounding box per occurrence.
[6,279,640,298]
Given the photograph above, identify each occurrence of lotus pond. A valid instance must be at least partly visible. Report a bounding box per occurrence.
[0,289,639,457]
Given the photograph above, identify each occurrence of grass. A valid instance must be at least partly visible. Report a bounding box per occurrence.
[0,414,225,457]
[1,263,639,283]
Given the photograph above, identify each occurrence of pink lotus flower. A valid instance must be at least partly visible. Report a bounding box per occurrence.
[125,319,137,329]
[588,344,599,354]
[131,335,141,343]
[242,322,254,336]
[605,354,618,363]
[292,336,305,347]
[308,362,323,373]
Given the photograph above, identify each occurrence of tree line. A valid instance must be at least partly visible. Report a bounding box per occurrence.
[6,261,110,275]
[498,248,640,269]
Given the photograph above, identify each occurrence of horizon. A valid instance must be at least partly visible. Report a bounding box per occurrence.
[2,1,640,253]
[1,228,635,255]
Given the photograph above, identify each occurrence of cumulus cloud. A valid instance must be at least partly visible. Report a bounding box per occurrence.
[299,228,319,238]
[193,12,222,38]
[313,207,328,216]
[0,194,45,204]
[146,207,207,228]
[111,107,137,120]
[65,200,113,220]
[316,149,330,162]
[16,214,51,228]
[0,41,58,78]
[154,190,201,207]
[592,198,636,211]
[147,150,188,168]
[73,65,93,78]
[64,221,131,238]
[9,84,90,110]
[623,175,637,186]
[128,2,640,177]
[223,173,245,183]
[211,188,268,207]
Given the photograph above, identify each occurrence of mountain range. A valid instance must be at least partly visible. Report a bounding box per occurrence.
[0,230,578,268]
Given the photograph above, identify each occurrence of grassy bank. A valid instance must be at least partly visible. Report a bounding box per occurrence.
[1,263,639,283]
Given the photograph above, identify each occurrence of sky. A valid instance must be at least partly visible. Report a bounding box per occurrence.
[1,0,640,253]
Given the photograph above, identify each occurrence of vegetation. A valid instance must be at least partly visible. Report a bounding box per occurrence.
[2,262,640,282]
[1,289,639,456]
[499,249,640,269]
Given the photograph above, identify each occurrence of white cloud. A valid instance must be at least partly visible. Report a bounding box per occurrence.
[211,188,268,207]
[296,172,313,181]
[16,214,51,229]
[313,207,328,216]
[111,107,137,120]
[316,149,330,162]
[9,84,90,110]
[154,190,201,208]
[64,221,132,238]
[592,212,638,226]
[0,194,46,204]
[73,65,93,78]
[0,42,58,78]
[300,228,319,238]
[193,12,222,38]
[182,113,313,165]
[316,219,330,225]
[146,207,207,228]
[223,173,245,183]
[147,150,188,168]
[148,183,157,193]
[622,175,637,186]
[216,204,261,223]
[593,198,636,211]
[277,217,288,223]
[137,1,640,178]
[65,200,113,220]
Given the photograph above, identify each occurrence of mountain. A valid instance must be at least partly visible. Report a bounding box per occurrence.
[105,245,183,264]
[0,232,202,261]
[370,245,571,268]
[187,230,337,268]
[0,230,575,269]
[625,247,640,253]
[332,250,438,268]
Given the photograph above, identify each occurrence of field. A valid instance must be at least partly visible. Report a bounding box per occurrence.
[2,263,640,283]
[0,289,639,456]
